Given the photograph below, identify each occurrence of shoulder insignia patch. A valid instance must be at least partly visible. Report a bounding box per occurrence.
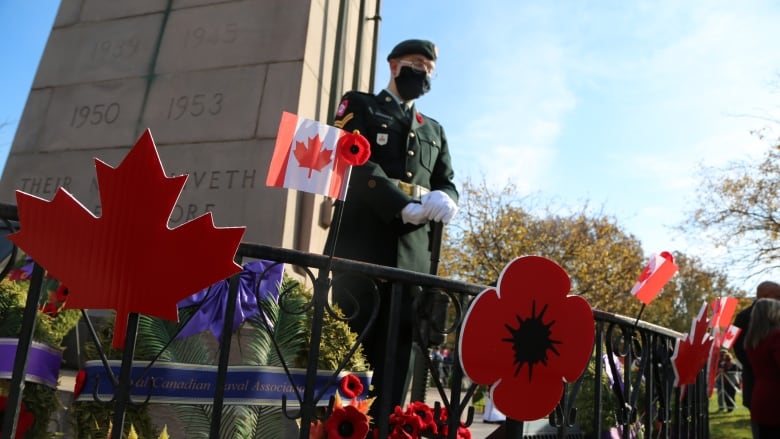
[333,112,353,128]
[336,99,348,117]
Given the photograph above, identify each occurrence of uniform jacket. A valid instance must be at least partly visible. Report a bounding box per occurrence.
[746,329,780,425]
[733,304,754,407]
[328,90,458,272]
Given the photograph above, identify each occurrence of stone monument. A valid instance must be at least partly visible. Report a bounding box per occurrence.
[0,0,378,253]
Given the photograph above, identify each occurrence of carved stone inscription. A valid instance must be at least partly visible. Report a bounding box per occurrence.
[39,79,147,151]
[141,65,267,144]
[155,0,307,73]
[0,140,285,245]
[34,14,164,87]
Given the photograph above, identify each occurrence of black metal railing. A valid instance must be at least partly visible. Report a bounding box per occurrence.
[0,202,710,439]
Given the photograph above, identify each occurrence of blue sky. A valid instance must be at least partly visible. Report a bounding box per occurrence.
[3,1,780,285]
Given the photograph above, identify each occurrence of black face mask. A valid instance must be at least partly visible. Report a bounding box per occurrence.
[394,66,431,101]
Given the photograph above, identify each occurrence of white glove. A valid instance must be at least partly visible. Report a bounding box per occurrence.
[401,203,428,225]
[421,190,458,223]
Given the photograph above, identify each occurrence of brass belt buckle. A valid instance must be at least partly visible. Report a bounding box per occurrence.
[391,178,428,201]
[398,181,414,197]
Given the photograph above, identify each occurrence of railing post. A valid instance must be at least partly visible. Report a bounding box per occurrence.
[1,263,45,439]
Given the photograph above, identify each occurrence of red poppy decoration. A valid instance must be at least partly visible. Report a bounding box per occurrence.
[415,113,424,125]
[459,256,595,421]
[73,369,87,399]
[388,406,422,438]
[405,401,437,435]
[339,373,364,400]
[55,284,69,302]
[325,404,370,439]
[0,396,34,439]
[336,130,371,166]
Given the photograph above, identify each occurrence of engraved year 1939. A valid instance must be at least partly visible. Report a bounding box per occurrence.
[91,38,140,62]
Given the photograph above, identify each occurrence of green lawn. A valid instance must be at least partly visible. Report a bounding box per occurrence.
[708,391,752,439]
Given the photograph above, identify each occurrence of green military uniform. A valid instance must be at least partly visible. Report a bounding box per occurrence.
[327,88,458,410]
[330,89,458,272]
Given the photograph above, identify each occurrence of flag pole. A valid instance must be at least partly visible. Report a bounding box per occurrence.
[632,303,646,330]
[322,165,352,274]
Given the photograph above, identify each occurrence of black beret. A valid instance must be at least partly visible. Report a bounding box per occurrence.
[387,39,438,61]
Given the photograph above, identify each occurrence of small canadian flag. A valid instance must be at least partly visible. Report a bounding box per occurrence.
[266,112,351,200]
[630,251,679,305]
[721,325,742,350]
[709,297,738,329]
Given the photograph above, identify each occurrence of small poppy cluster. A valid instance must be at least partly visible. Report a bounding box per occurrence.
[39,284,68,318]
[386,402,471,439]
[310,374,372,439]
[311,374,471,439]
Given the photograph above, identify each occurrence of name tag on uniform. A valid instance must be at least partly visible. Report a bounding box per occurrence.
[376,133,388,145]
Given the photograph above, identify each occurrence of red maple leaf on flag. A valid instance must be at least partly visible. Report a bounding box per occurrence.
[9,130,245,348]
[671,303,714,387]
[721,325,741,350]
[293,135,333,178]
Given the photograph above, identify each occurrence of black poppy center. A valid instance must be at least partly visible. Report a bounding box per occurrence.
[349,145,359,154]
[501,299,562,380]
[338,420,355,437]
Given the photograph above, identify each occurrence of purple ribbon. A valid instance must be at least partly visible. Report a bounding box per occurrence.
[177,260,284,341]
[0,338,62,388]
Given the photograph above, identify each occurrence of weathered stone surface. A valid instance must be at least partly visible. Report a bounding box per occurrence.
[38,78,148,152]
[256,62,304,139]
[172,0,234,8]
[155,139,288,246]
[80,0,166,21]
[155,0,308,74]
[0,147,127,206]
[33,14,164,87]
[10,89,53,154]
[0,139,287,247]
[53,0,83,28]
[141,65,267,144]
[3,0,374,258]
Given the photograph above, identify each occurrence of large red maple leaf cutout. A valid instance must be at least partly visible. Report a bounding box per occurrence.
[293,135,332,178]
[9,129,245,348]
[671,302,714,388]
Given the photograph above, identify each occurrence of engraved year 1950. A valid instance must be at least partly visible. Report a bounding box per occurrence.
[70,103,121,128]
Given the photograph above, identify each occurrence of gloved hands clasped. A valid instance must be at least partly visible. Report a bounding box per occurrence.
[401,202,428,225]
[401,190,458,225]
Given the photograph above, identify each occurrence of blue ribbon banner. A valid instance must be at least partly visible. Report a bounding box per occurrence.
[0,338,62,389]
[76,360,372,406]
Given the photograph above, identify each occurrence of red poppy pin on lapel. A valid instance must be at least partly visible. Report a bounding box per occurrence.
[459,256,595,421]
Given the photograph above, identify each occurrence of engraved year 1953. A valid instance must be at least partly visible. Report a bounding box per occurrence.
[166,93,223,120]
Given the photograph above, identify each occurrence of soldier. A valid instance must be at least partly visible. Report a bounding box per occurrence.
[328,39,459,413]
